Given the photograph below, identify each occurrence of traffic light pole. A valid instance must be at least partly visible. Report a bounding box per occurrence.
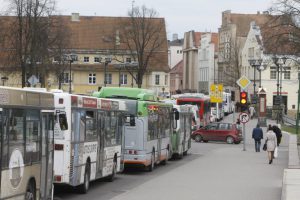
[243,123,246,151]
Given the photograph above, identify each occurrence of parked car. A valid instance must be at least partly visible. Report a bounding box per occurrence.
[191,123,242,144]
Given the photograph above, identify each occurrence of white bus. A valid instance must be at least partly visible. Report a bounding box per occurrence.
[223,92,233,115]
[210,102,224,122]
[0,87,56,200]
[171,105,193,158]
[52,92,127,193]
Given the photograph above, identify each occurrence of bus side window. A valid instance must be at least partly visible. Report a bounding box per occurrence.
[59,113,68,130]
[25,110,40,163]
[86,111,97,141]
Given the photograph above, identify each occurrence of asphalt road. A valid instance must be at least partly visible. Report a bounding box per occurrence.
[55,113,289,200]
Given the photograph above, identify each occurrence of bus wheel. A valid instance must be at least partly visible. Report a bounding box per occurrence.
[107,159,117,182]
[147,152,155,172]
[25,181,36,200]
[78,162,90,194]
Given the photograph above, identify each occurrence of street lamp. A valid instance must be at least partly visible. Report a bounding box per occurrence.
[248,58,263,103]
[102,56,112,87]
[257,63,267,88]
[65,54,78,94]
[272,56,287,124]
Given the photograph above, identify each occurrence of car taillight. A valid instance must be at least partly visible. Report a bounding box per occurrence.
[55,144,64,151]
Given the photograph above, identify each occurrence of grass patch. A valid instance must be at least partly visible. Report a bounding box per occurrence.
[281,124,297,134]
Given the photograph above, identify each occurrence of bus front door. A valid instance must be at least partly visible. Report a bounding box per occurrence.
[40,112,54,200]
[97,111,104,176]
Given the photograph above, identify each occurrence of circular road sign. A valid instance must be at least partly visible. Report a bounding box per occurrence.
[239,112,250,124]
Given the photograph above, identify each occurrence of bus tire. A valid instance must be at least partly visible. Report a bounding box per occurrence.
[25,180,36,200]
[78,162,90,194]
[147,151,155,172]
[107,157,117,182]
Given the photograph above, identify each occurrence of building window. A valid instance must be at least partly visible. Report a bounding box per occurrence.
[126,57,131,63]
[62,73,69,83]
[180,50,182,54]
[88,73,96,84]
[84,57,89,63]
[165,75,168,85]
[270,67,277,79]
[177,50,179,54]
[248,47,254,58]
[155,74,160,85]
[105,74,112,84]
[120,74,127,85]
[284,67,291,80]
[94,57,100,63]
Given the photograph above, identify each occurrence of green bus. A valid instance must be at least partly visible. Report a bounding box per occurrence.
[93,87,175,171]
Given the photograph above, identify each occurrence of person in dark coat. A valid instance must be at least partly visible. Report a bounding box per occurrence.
[252,124,264,152]
[272,125,282,146]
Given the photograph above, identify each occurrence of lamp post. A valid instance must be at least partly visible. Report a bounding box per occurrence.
[65,54,78,94]
[103,57,112,87]
[248,58,263,104]
[272,56,287,124]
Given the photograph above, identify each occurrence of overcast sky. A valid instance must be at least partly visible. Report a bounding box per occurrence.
[1,0,274,39]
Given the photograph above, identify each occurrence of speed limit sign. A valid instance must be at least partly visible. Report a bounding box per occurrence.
[239,112,250,124]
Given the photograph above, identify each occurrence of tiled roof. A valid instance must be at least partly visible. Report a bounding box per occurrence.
[0,15,169,72]
[170,60,183,74]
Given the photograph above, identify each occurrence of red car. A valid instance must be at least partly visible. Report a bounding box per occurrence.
[192,123,242,144]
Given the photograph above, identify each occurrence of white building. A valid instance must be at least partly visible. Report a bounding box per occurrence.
[242,21,299,114]
[198,32,219,94]
[168,33,184,69]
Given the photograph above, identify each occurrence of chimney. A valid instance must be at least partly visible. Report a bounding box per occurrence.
[71,13,80,22]
[172,33,178,41]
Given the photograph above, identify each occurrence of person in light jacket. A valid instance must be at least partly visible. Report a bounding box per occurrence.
[265,126,277,164]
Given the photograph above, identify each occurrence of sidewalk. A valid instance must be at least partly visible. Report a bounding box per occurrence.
[109,114,289,200]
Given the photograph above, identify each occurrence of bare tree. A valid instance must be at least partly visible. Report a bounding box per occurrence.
[4,0,59,87]
[117,5,167,88]
[264,0,300,55]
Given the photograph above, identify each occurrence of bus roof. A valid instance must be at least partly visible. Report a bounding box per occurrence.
[0,86,54,108]
[93,87,157,101]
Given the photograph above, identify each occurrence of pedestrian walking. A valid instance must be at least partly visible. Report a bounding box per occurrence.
[272,125,282,146]
[265,126,277,164]
[252,124,263,152]
[249,105,255,119]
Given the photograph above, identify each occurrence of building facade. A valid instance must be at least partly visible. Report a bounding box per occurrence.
[168,33,184,69]
[198,32,219,94]
[169,60,183,94]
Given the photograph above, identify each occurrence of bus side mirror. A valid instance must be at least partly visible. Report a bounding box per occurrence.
[174,111,179,120]
[130,115,135,126]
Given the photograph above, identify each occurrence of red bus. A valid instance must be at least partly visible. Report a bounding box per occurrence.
[176,95,211,128]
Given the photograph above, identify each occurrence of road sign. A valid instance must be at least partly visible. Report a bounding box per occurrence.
[28,75,39,86]
[236,76,251,90]
[210,84,223,103]
[239,112,250,124]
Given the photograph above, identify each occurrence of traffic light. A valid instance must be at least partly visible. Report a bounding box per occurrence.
[240,91,248,105]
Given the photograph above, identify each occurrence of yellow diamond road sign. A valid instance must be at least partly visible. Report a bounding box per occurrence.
[236,76,251,90]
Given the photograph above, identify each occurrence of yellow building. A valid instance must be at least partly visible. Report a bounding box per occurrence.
[0,14,170,96]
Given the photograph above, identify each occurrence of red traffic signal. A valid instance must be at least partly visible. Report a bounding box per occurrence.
[240,91,248,104]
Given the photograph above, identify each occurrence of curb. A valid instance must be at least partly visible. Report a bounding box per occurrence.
[281,134,300,200]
